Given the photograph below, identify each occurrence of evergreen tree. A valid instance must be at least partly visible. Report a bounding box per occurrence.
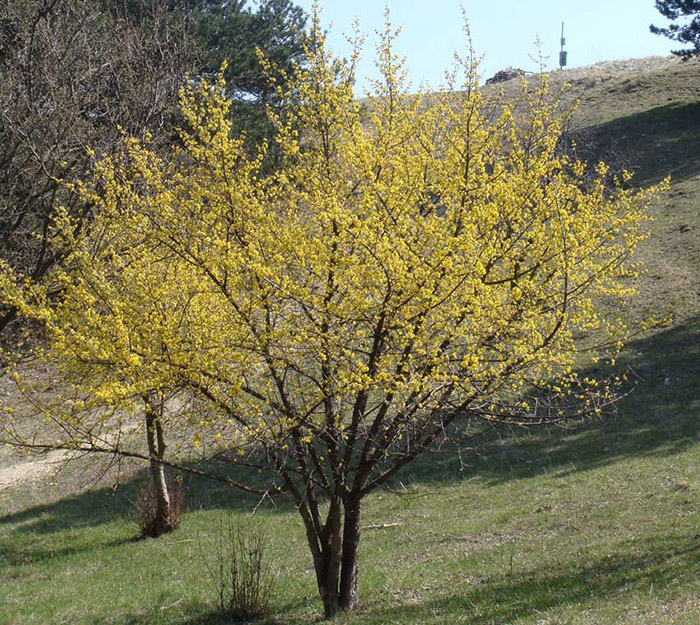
[651,0,700,58]
[112,0,308,153]
[190,0,308,151]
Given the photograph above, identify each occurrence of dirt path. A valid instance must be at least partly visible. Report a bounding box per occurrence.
[0,448,73,491]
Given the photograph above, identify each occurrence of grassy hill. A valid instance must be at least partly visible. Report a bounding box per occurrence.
[1,56,700,625]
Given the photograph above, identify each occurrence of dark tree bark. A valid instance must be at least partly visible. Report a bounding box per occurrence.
[338,496,362,611]
[315,501,342,618]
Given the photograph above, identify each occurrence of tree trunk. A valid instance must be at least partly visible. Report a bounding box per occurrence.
[144,395,172,536]
[318,575,340,619]
[314,498,343,618]
[339,497,362,611]
[307,496,364,618]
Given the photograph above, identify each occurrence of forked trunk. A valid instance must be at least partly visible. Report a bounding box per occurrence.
[309,496,363,618]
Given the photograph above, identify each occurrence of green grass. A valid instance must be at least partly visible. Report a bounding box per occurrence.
[3,345,700,625]
[2,57,700,624]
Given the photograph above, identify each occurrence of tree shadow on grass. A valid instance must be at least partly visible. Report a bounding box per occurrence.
[164,611,293,625]
[0,465,273,528]
[0,461,297,567]
[103,532,700,625]
[352,533,700,625]
[392,316,700,487]
[1,318,698,562]
[574,101,700,186]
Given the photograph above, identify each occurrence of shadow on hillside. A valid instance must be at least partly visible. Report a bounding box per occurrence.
[351,533,700,625]
[103,532,700,625]
[0,461,297,565]
[1,318,698,557]
[402,317,700,487]
[575,101,700,186]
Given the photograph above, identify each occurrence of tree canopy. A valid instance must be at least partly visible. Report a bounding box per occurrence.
[651,0,700,58]
[1,15,667,618]
[0,0,306,345]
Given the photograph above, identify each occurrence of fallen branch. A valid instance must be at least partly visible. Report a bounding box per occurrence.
[363,522,401,530]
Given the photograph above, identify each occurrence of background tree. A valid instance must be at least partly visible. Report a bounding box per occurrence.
[110,0,308,152]
[0,0,303,536]
[0,0,195,535]
[1,18,666,617]
[0,0,194,343]
[651,0,700,58]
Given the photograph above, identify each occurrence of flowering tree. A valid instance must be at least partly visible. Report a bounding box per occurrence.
[1,15,665,617]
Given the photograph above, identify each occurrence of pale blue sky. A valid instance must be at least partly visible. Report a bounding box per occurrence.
[295,1,678,91]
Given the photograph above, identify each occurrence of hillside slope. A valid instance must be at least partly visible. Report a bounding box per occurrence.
[567,57,700,325]
[1,56,699,625]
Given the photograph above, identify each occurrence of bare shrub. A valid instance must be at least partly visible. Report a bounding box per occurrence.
[135,476,185,537]
[207,516,276,621]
